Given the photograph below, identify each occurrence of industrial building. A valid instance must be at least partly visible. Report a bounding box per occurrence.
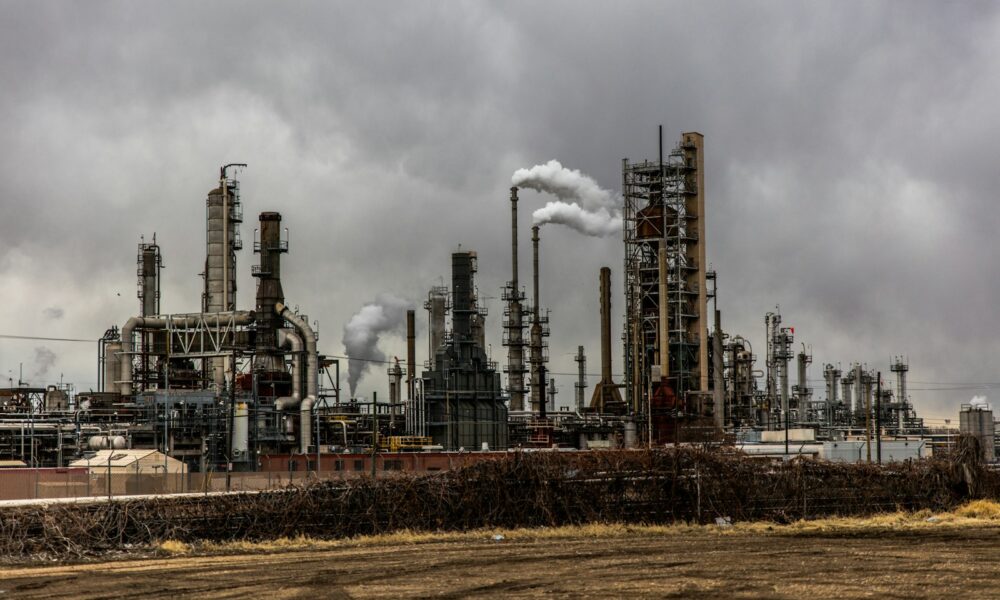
[0,129,952,474]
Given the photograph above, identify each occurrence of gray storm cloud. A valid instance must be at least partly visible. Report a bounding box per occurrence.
[341,293,412,397]
[43,307,64,320]
[512,160,622,237]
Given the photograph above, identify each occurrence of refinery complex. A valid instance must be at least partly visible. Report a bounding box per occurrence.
[1,129,977,473]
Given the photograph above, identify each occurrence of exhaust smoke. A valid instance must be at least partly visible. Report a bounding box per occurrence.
[33,346,57,380]
[512,159,622,237]
[342,293,411,397]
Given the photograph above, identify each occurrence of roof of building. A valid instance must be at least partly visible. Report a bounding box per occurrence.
[69,449,179,468]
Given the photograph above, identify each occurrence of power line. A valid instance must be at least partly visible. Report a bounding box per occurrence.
[0,334,95,343]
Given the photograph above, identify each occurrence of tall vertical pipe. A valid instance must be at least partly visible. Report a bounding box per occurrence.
[406,310,415,400]
[657,247,670,379]
[712,309,724,429]
[529,225,542,412]
[575,346,586,412]
[507,187,526,412]
[599,267,613,383]
[855,364,865,417]
[406,310,415,433]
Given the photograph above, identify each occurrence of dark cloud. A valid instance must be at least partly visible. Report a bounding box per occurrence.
[0,2,996,419]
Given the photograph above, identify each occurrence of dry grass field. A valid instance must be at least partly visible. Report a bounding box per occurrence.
[5,501,1000,598]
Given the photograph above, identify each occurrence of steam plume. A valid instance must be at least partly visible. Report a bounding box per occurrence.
[33,346,57,380]
[533,202,622,237]
[342,293,411,397]
[511,160,621,237]
[970,395,991,410]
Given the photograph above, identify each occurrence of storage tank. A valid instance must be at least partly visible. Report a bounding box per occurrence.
[103,342,122,393]
[231,401,249,459]
[960,404,996,462]
[88,435,127,450]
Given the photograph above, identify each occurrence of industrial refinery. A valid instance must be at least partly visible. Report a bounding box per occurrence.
[0,130,945,472]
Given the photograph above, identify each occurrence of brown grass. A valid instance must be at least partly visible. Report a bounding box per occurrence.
[155,500,1000,557]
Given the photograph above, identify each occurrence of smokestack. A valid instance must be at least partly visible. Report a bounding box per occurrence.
[529,225,542,412]
[590,267,624,413]
[253,212,286,372]
[506,187,526,412]
[599,267,612,382]
[532,225,540,320]
[511,187,519,292]
[406,309,415,402]
[575,346,586,412]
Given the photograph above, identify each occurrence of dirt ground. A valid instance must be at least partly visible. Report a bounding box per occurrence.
[3,526,1000,599]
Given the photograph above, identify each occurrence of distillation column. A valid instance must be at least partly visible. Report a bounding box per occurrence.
[891,357,909,433]
[204,165,244,389]
[504,187,528,411]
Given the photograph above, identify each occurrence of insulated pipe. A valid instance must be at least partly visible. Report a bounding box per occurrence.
[276,302,317,454]
[275,329,303,410]
[119,311,254,396]
[657,247,669,378]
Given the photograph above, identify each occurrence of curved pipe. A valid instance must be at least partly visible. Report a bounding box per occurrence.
[275,329,303,411]
[276,302,318,454]
[119,311,255,396]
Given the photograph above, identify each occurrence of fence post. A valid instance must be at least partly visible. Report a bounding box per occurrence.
[695,463,701,523]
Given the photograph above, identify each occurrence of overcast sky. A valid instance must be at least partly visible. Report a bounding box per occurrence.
[1,2,997,423]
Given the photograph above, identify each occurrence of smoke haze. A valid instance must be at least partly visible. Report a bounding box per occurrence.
[32,346,56,380]
[341,293,411,396]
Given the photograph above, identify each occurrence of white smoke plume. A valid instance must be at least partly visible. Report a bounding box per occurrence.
[511,159,621,237]
[533,202,622,237]
[342,293,411,397]
[970,395,991,410]
[33,346,57,380]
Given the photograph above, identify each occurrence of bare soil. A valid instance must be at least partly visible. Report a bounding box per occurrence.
[3,526,1000,598]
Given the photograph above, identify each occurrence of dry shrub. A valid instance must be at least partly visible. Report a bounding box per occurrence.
[1,448,998,561]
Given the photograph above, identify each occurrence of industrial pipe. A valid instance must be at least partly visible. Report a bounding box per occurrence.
[275,329,303,411]
[119,311,255,396]
[276,302,317,454]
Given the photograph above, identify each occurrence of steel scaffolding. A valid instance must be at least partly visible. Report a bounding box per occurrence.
[622,132,707,419]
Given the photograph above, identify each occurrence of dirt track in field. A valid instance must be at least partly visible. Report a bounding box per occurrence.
[3,527,1000,598]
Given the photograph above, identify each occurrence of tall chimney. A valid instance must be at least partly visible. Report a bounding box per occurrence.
[590,267,624,412]
[529,225,542,412]
[406,309,415,402]
[253,211,286,372]
[599,267,613,382]
[506,187,526,411]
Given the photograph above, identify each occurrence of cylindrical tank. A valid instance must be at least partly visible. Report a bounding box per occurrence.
[88,435,127,450]
[428,291,446,367]
[44,388,68,411]
[231,402,249,458]
[103,342,122,393]
[960,406,996,462]
[623,421,637,448]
